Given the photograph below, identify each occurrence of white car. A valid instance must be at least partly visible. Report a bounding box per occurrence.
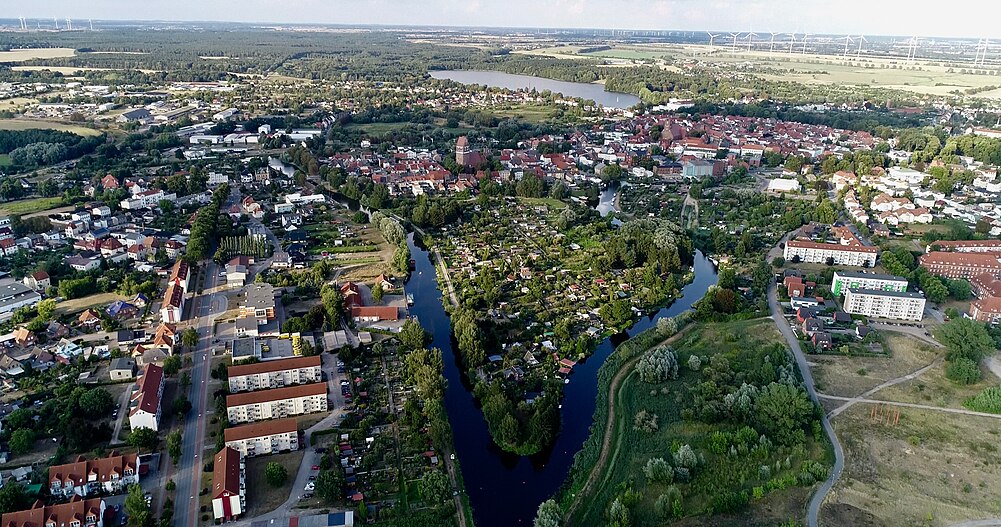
[304,482,315,492]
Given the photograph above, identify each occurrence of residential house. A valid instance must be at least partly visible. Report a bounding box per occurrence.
[129,363,165,431]
[0,496,107,527]
[109,357,136,381]
[22,271,50,292]
[48,452,140,498]
[211,447,245,522]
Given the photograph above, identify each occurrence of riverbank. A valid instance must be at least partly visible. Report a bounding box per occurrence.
[406,227,718,526]
[560,318,834,526]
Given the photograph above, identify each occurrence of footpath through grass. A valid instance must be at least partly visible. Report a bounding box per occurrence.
[566,318,833,526]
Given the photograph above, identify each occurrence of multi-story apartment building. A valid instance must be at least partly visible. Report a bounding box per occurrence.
[918,252,1001,280]
[120,189,176,210]
[842,288,926,322]
[971,297,1001,325]
[831,271,909,296]
[227,356,322,393]
[226,383,327,424]
[129,363,165,431]
[1,496,107,527]
[49,452,140,498]
[926,239,1001,254]
[970,272,1001,299]
[224,418,300,457]
[212,447,245,523]
[784,239,878,267]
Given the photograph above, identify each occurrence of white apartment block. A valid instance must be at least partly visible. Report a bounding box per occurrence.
[227,356,322,393]
[120,189,177,210]
[226,383,328,424]
[224,418,300,457]
[831,271,909,297]
[843,288,926,322]
[784,240,878,267]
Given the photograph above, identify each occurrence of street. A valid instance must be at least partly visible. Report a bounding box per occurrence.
[173,261,227,527]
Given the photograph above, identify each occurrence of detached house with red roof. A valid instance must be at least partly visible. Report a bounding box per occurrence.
[129,363,164,431]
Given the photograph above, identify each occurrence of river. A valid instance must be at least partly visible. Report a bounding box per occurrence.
[404,235,718,526]
[429,70,640,110]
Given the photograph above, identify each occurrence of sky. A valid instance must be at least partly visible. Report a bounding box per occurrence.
[17,0,999,39]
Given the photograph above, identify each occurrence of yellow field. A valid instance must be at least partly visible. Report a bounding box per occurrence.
[523,42,1001,99]
[11,65,162,75]
[0,47,76,62]
[0,119,102,136]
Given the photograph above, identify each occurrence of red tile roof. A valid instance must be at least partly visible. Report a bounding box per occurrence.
[227,356,320,378]
[226,383,326,408]
[213,447,242,499]
[224,418,298,442]
[131,363,164,417]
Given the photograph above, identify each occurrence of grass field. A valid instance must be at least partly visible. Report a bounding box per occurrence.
[824,405,1001,527]
[0,48,76,62]
[54,292,128,317]
[0,155,10,167]
[243,450,304,517]
[0,119,102,136]
[342,122,414,134]
[578,319,831,526]
[492,103,557,123]
[0,196,65,216]
[811,334,939,398]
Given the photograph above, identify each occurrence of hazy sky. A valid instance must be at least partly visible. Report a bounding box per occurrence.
[19,0,998,39]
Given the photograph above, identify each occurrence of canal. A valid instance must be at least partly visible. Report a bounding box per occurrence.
[404,234,718,526]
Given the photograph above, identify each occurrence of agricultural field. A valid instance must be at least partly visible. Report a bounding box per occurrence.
[823,405,1001,527]
[0,47,76,62]
[570,318,833,526]
[0,119,103,136]
[524,41,1001,98]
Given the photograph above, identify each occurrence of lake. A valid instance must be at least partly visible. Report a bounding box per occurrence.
[429,70,640,109]
[404,234,717,526]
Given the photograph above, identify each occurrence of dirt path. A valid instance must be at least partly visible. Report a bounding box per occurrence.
[818,394,1001,419]
[826,354,943,418]
[564,327,691,524]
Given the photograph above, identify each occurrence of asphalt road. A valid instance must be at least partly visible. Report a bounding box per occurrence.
[174,261,227,527]
[768,284,844,527]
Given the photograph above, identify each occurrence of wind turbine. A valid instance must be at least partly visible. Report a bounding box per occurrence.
[907,36,920,61]
[730,32,741,53]
[707,32,719,52]
[53,17,58,30]
[841,35,853,57]
[856,35,867,58]
[788,33,797,54]
[801,33,810,54]
[769,31,780,53]
[746,31,758,52]
[66,18,72,31]
[89,19,94,31]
